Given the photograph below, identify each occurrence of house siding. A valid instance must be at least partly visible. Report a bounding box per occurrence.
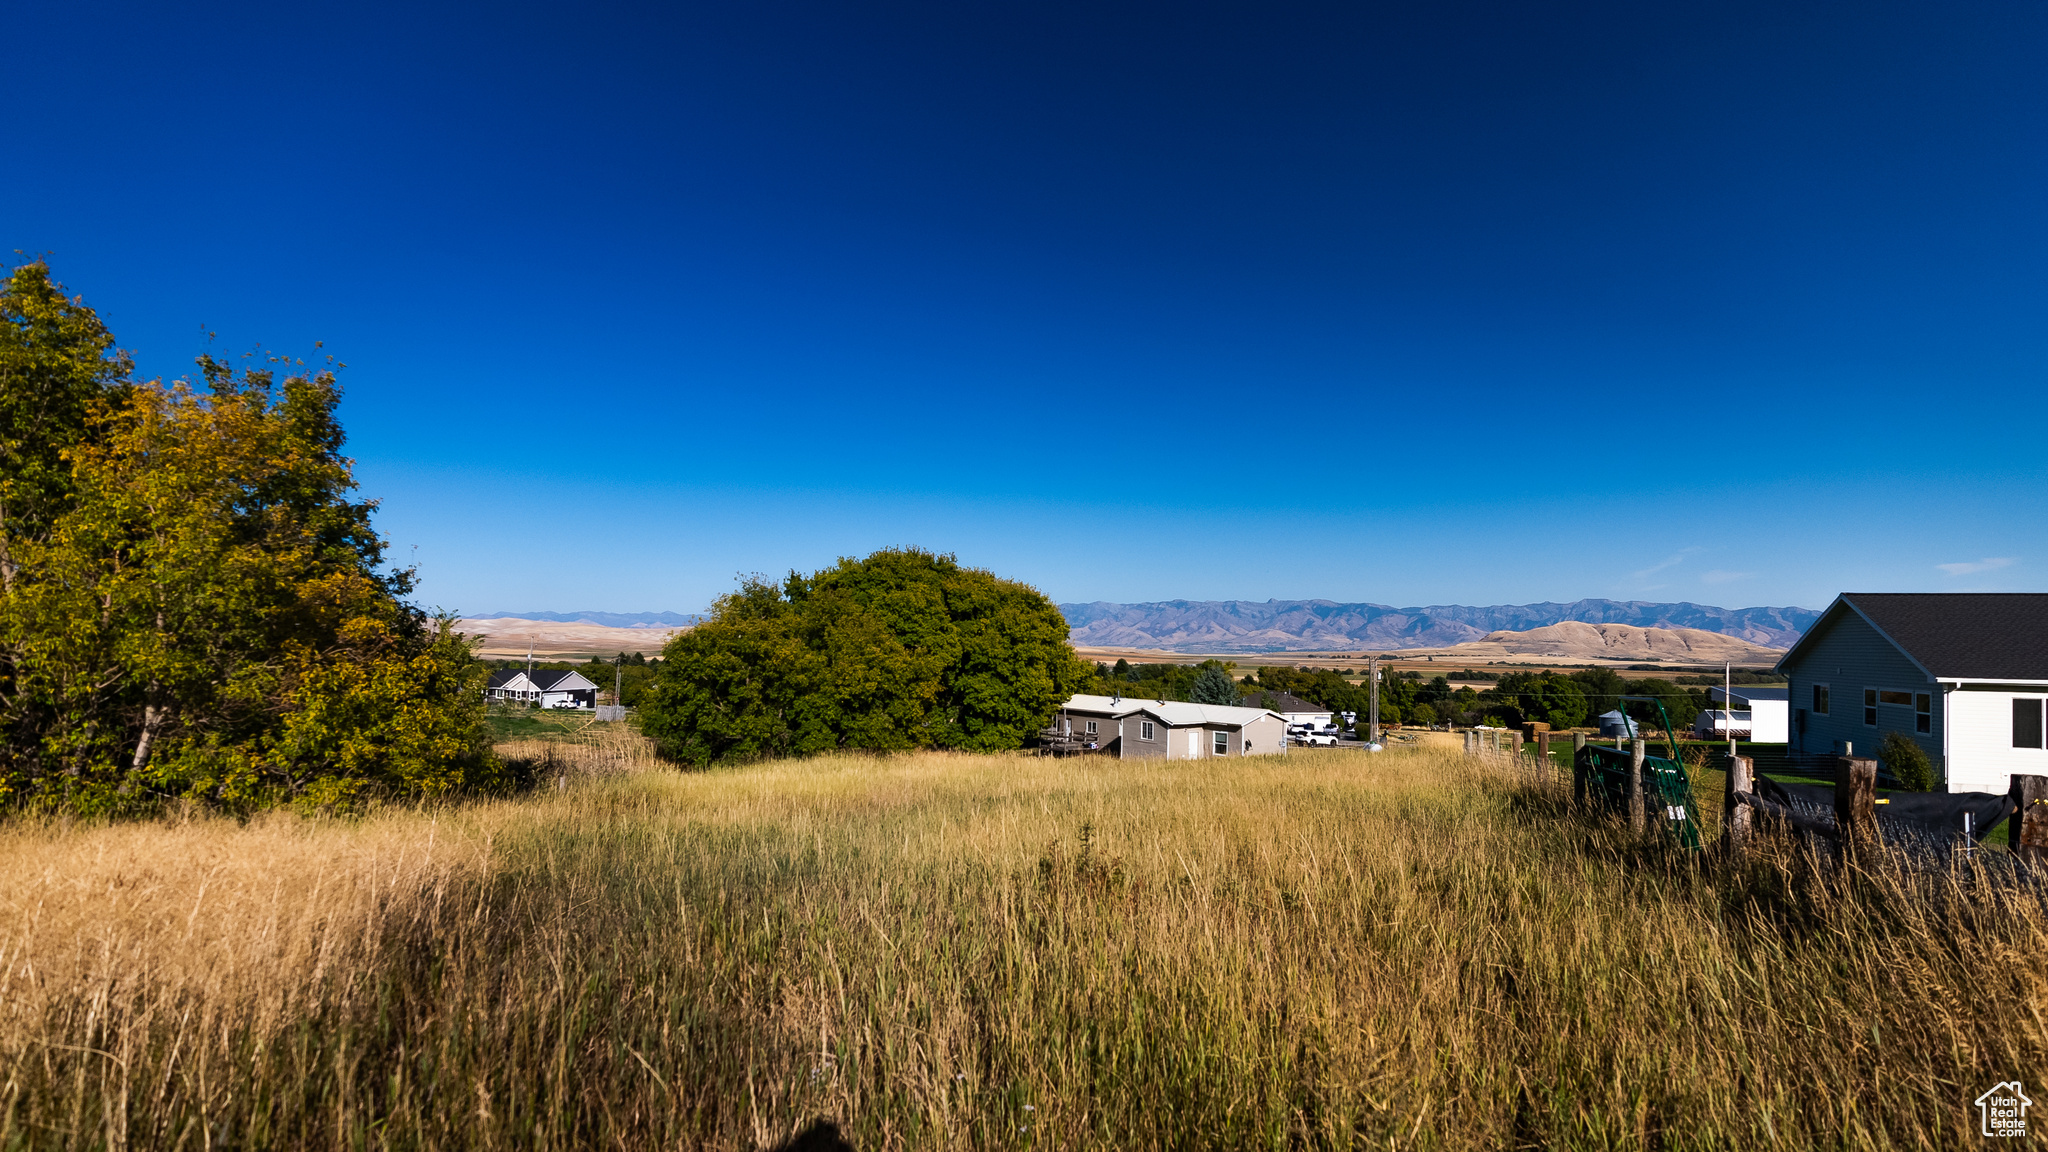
[1781,606,1942,779]
[1054,707,1125,757]
[1239,714,1288,756]
[1947,688,2048,794]
[1123,716,1168,760]
[1176,716,1289,759]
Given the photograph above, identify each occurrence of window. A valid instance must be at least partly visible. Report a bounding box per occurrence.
[1140,721,1155,741]
[1864,688,1878,727]
[1878,690,1914,707]
[1085,720,1097,735]
[2018,700,2046,750]
[1213,730,1229,755]
[1915,693,1932,734]
[1812,684,1830,715]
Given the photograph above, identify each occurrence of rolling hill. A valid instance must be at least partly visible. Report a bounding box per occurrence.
[1433,621,1785,664]
[1058,598,1814,653]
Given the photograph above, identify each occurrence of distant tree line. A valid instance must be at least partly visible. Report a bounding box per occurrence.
[1087,658,1238,703]
[1452,668,1713,732]
[1087,655,1727,735]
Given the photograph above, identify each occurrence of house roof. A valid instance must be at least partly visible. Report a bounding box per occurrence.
[487,668,598,691]
[1238,689,1324,713]
[1780,593,2048,682]
[1061,694,1282,728]
[531,669,597,692]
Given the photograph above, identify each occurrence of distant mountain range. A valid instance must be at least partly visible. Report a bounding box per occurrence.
[1059,599,1819,653]
[471,610,703,628]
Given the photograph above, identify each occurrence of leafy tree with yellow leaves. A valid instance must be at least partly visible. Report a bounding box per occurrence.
[0,262,496,813]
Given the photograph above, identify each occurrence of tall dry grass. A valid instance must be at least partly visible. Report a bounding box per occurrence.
[2,745,2044,1150]
[495,720,664,783]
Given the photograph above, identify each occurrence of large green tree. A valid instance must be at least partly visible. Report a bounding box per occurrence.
[0,263,496,812]
[642,549,1089,765]
[0,262,132,589]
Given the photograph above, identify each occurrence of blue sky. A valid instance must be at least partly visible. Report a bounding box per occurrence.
[8,0,2044,615]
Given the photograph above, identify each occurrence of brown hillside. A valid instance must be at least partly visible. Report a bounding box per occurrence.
[457,617,689,660]
[1470,621,1782,662]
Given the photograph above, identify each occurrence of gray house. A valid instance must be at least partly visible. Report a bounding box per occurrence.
[1775,593,2048,794]
[1055,694,1290,760]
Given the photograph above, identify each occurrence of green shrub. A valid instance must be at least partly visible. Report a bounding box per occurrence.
[1881,731,1937,791]
[641,549,1090,765]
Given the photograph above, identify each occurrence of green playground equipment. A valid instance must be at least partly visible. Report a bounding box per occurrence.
[1573,695,1703,851]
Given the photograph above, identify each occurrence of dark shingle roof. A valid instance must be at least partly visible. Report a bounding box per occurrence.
[487,668,594,691]
[1844,593,2048,681]
[1240,689,1323,712]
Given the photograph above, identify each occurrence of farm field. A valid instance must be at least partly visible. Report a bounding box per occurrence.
[3,744,2037,1150]
[459,616,685,660]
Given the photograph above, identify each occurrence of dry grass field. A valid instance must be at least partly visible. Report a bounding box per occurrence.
[458,617,684,661]
[3,742,2042,1150]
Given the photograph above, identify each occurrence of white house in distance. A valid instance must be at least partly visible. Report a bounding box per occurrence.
[1054,694,1290,759]
[486,668,599,709]
[1775,593,2048,794]
[1692,686,1790,742]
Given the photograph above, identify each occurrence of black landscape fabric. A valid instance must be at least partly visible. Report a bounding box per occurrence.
[1754,775,2013,843]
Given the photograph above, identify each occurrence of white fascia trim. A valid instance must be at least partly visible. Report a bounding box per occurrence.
[1940,678,2048,688]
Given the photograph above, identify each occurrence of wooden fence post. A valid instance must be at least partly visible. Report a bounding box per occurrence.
[1570,732,1587,802]
[1537,730,1550,772]
[1628,738,1646,833]
[2009,774,2048,866]
[1836,756,1877,851]
[1723,754,1753,860]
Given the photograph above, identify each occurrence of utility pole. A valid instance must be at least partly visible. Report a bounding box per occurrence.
[1725,660,1735,757]
[525,639,534,706]
[615,653,624,715]
[1369,655,1381,745]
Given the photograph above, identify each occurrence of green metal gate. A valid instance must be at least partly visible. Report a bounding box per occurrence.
[1573,696,1703,851]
